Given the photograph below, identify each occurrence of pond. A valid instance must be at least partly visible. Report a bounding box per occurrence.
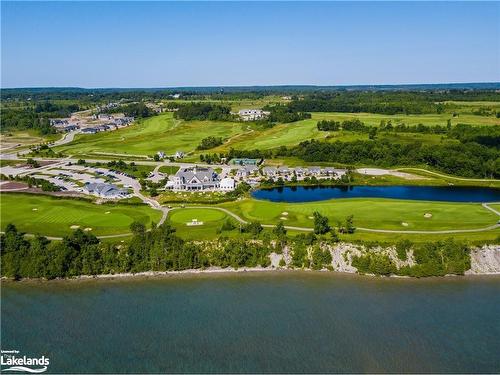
[252,185,500,203]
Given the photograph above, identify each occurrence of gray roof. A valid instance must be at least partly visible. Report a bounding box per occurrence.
[85,183,127,196]
[262,166,277,174]
[175,167,217,183]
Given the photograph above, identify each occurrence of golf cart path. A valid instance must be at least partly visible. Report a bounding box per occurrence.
[169,205,500,234]
[396,168,499,183]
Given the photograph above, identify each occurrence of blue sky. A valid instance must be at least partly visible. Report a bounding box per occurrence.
[1,1,499,88]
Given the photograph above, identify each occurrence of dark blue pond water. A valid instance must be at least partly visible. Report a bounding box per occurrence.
[252,185,500,203]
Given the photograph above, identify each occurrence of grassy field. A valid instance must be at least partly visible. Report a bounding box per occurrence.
[1,131,60,153]
[166,202,499,243]
[220,198,498,231]
[312,112,500,127]
[54,113,245,157]
[0,193,162,237]
[53,109,497,160]
[168,207,238,240]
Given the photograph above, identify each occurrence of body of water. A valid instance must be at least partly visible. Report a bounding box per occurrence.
[2,273,500,373]
[252,185,500,203]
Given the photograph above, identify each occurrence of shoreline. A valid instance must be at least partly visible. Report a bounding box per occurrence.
[3,266,500,284]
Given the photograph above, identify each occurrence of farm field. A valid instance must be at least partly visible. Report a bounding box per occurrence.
[220,198,498,231]
[0,193,162,237]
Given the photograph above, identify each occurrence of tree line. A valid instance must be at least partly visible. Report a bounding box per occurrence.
[277,139,499,178]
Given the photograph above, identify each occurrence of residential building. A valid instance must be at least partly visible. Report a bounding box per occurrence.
[262,166,278,177]
[81,127,98,134]
[307,166,322,176]
[219,177,236,191]
[238,109,270,121]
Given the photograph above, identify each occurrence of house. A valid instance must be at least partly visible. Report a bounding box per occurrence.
[81,127,98,134]
[157,151,166,159]
[323,167,336,176]
[236,165,259,179]
[98,114,113,121]
[174,151,185,159]
[307,166,321,176]
[277,166,290,175]
[95,124,110,132]
[262,166,278,177]
[238,109,270,121]
[294,167,305,177]
[61,125,79,132]
[83,182,129,198]
[169,166,219,191]
[219,177,236,191]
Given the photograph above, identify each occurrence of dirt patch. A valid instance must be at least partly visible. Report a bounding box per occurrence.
[0,181,29,191]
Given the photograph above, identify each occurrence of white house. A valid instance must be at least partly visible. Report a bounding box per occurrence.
[219,177,236,191]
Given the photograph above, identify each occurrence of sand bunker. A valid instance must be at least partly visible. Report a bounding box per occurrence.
[280,217,288,220]
[105,211,111,214]
[308,216,314,219]
[70,225,80,230]
[401,222,409,227]
[84,227,93,232]
[424,213,433,218]
[281,212,289,216]
[32,208,38,211]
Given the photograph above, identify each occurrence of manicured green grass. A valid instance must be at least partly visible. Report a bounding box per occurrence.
[220,198,498,231]
[0,193,162,237]
[168,208,237,240]
[54,113,244,157]
[159,166,180,175]
[53,110,498,161]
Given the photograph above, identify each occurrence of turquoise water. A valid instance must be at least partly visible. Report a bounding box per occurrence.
[2,273,500,373]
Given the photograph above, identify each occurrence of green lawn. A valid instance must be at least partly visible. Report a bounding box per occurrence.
[220,198,498,231]
[0,193,162,237]
[52,110,498,160]
[54,113,245,157]
[168,207,238,240]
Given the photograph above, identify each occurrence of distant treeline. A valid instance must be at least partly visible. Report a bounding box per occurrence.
[102,102,156,118]
[1,102,80,134]
[174,103,235,121]
[289,91,500,115]
[317,119,500,148]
